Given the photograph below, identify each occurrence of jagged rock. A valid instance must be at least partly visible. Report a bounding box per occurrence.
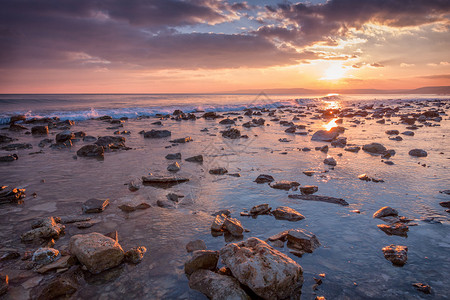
[184,250,219,275]
[269,180,300,190]
[409,149,427,157]
[32,248,60,265]
[31,126,49,135]
[0,186,25,203]
[186,240,207,253]
[286,229,320,254]
[55,130,74,143]
[272,207,305,221]
[300,186,318,195]
[21,217,65,241]
[211,214,226,231]
[189,269,250,300]
[77,144,104,158]
[124,246,147,264]
[362,143,387,154]
[185,155,203,163]
[82,198,109,213]
[167,162,181,172]
[222,128,241,139]
[1,143,32,151]
[69,232,124,274]
[377,223,409,237]
[382,245,408,266]
[412,283,432,294]
[288,194,349,206]
[250,204,271,215]
[323,157,336,166]
[223,218,244,237]
[254,174,275,184]
[94,136,127,150]
[373,206,398,218]
[165,153,181,160]
[144,130,171,138]
[220,237,303,299]
[209,167,228,175]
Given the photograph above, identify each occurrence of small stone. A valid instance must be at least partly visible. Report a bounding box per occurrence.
[270,180,300,190]
[254,174,275,183]
[186,240,207,253]
[385,130,399,135]
[250,204,271,215]
[344,146,360,152]
[185,155,203,163]
[32,248,60,265]
[136,202,151,210]
[377,223,409,237]
[165,153,181,160]
[82,198,109,213]
[77,144,104,158]
[373,206,398,218]
[323,157,336,166]
[222,128,241,139]
[167,162,181,172]
[300,185,318,195]
[124,246,147,264]
[409,149,427,157]
[184,250,219,275]
[209,167,228,175]
[362,143,386,154]
[144,130,171,138]
[211,214,226,231]
[303,171,315,176]
[412,283,431,294]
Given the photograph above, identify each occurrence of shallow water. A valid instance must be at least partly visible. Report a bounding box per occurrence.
[0,95,449,299]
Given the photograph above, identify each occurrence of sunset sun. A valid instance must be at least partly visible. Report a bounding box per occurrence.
[320,64,347,81]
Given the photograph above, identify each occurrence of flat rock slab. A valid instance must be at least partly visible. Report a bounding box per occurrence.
[270,181,300,191]
[82,198,109,213]
[220,237,303,300]
[142,176,189,188]
[377,223,409,237]
[288,194,349,206]
[69,232,124,274]
[286,229,320,253]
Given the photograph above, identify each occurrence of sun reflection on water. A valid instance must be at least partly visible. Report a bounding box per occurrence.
[323,118,338,131]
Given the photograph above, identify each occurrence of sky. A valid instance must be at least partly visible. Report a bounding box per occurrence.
[0,0,449,93]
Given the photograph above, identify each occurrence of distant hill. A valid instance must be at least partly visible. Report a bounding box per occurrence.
[228,86,450,95]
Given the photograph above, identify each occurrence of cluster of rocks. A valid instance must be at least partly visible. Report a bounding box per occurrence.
[211,212,244,237]
[0,185,26,204]
[240,204,306,222]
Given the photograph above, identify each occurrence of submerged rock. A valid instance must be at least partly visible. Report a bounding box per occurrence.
[69,232,124,274]
[1,143,32,151]
[408,149,427,157]
[377,223,409,237]
[254,174,275,184]
[144,130,171,138]
[373,206,398,218]
[250,204,271,215]
[82,198,109,213]
[382,245,408,266]
[412,283,432,294]
[21,217,65,242]
[94,136,127,150]
[272,206,305,221]
[77,144,104,158]
[220,237,303,300]
[184,250,219,275]
[189,269,250,300]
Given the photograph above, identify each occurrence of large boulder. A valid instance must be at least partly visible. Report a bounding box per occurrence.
[69,232,124,274]
[220,237,303,300]
[189,269,250,300]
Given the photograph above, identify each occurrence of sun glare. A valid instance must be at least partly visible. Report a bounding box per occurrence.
[320,64,347,80]
[323,118,338,131]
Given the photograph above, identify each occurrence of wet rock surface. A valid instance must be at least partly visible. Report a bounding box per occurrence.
[184,250,219,275]
[288,194,349,206]
[272,206,305,221]
[82,198,109,213]
[382,245,408,266]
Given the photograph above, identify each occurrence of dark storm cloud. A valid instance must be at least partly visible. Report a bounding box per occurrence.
[260,0,450,46]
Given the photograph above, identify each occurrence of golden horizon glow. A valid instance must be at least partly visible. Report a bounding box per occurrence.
[323,118,339,131]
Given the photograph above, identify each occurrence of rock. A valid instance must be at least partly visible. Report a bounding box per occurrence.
[60,216,91,224]
[286,229,320,253]
[412,283,431,294]
[21,217,65,242]
[0,186,25,203]
[219,118,235,125]
[69,232,124,274]
[55,130,74,143]
[156,199,175,208]
[220,237,303,299]
[373,206,398,218]
[142,175,189,187]
[358,174,371,181]
[439,190,450,195]
[254,174,275,184]
[303,171,315,176]
[9,124,27,131]
[170,136,192,143]
[10,114,26,124]
[268,230,289,242]
[331,137,347,147]
[0,134,15,144]
[144,129,171,138]
[389,136,403,141]
[300,185,318,195]
[203,112,221,119]
[186,240,207,253]
[31,126,49,135]
[38,138,52,147]
[223,217,244,237]
[83,135,97,142]
[94,136,127,150]
[32,248,60,265]
[385,130,399,135]
[382,245,408,266]
[401,131,414,136]
[212,209,231,217]
[184,250,219,275]
[167,162,181,172]
[82,198,109,213]
[166,193,183,202]
[36,256,75,274]
[288,194,349,206]
[439,201,450,208]
[250,204,271,215]
[222,128,241,139]
[128,180,140,192]
[32,274,77,300]
[135,202,151,210]
[409,149,427,157]
[76,144,104,158]
[377,223,409,237]
[209,167,228,175]
[272,206,305,221]
[124,246,147,264]
[269,180,300,190]
[1,143,32,151]
[362,143,387,154]
[344,146,360,152]
[0,251,20,261]
[165,153,181,160]
[311,128,340,141]
[0,274,8,296]
[211,214,226,231]
[185,155,203,163]
[323,157,336,166]
[189,269,250,300]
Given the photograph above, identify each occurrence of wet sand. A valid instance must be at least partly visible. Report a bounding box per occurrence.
[0,97,449,299]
